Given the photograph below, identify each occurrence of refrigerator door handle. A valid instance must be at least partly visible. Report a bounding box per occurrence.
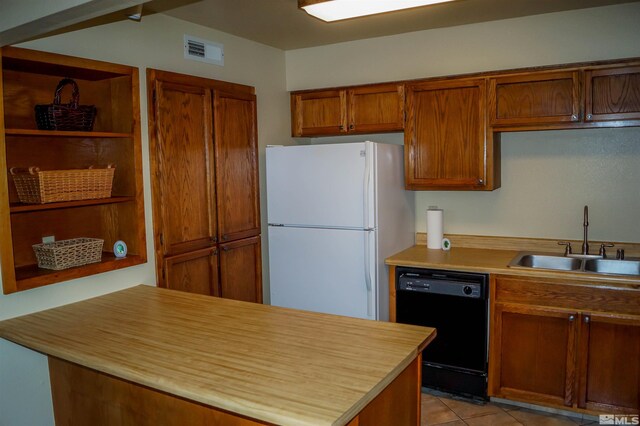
[363,144,371,230]
[364,230,373,318]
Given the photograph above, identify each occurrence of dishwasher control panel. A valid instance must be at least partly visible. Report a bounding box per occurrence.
[398,272,485,299]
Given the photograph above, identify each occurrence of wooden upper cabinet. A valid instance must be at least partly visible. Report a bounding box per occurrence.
[489,71,581,126]
[291,89,346,136]
[219,236,262,303]
[585,65,640,122]
[213,90,260,243]
[163,247,219,296]
[348,83,404,133]
[152,81,217,257]
[291,83,405,136]
[405,78,497,190]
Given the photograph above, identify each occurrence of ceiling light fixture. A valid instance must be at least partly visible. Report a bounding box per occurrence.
[299,0,456,22]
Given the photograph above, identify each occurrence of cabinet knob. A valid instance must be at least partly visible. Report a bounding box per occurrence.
[569,314,575,322]
[210,236,217,243]
[222,234,228,241]
[339,125,344,131]
[477,178,484,185]
[584,316,590,324]
[586,114,593,121]
[571,114,578,121]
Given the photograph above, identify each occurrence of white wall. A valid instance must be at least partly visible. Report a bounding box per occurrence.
[0,13,289,425]
[287,3,640,243]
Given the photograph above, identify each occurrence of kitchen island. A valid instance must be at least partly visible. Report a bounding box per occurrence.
[0,285,435,426]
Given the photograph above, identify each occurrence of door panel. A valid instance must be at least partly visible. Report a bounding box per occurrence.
[578,313,640,413]
[266,143,369,228]
[585,65,640,122]
[489,71,580,126]
[493,304,577,406]
[219,236,262,303]
[268,226,374,320]
[291,90,347,136]
[405,79,487,189]
[348,83,404,133]
[154,81,216,256]
[163,247,219,296]
[213,91,260,243]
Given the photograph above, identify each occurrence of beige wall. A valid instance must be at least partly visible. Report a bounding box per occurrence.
[0,13,289,425]
[287,3,640,244]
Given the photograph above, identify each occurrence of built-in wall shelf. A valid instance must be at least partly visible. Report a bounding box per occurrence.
[0,46,147,294]
[9,196,135,213]
[15,254,146,291]
[5,129,132,138]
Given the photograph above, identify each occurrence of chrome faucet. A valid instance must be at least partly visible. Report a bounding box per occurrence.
[582,205,589,255]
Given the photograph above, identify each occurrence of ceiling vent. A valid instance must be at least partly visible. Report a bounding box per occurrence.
[184,35,224,66]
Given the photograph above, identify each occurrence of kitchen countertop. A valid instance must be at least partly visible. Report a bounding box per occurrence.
[0,285,436,426]
[386,245,640,289]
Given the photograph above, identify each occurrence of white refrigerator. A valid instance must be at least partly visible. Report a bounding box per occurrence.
[266,141,415,321]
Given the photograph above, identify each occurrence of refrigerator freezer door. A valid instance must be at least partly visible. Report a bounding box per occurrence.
[266,143,373,229]
[268,226,377,320]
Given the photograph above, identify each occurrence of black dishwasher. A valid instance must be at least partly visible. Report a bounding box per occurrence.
[395,267,489,400]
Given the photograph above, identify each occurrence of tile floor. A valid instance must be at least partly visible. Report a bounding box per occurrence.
[421,390,599,426]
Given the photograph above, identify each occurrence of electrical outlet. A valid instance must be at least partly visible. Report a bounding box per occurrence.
[42,235,55,244]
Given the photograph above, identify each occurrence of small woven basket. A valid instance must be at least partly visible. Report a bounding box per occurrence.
[10,165,115,204]
[35,78,96,131]
[33,238,104,270]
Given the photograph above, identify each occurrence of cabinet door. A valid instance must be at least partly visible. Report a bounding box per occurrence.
[213,91,260,243]
[490,303,578,407]
[577,313,640,414]
[405,78,490,190]
[163,247,219,296]
[585,65,640,122]
[219,236,262,303]
[152,81,217,256]
[348,83,404,133]
[291,89,347,136]
[489,71,580,126]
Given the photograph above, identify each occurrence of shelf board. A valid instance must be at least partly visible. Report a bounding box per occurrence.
[15,254,146,292]
[10,196,135,213]
[5,129,132,138]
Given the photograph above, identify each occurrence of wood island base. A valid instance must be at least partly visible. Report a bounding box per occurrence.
[49,355,422,426]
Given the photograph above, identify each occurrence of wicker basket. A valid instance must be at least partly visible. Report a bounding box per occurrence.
[35,78,97,131]
[33,238,104,270]
[10,165,115,204]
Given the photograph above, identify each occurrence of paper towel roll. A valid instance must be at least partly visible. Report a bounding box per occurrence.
[427,207,444,250]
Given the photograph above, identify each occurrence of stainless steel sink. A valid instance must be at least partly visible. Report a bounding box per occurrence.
[512,254,582,271]
[508,252,640,277]
[583,259,640,276]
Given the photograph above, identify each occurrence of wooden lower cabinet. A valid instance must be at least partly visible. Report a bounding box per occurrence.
[163,237,262,303]
[164,247,219,296]
[492,303,577,407]
[220,236,262,304]
[577,313,640,413]
[489,275,640,415]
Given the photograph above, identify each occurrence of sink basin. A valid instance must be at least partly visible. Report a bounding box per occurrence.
[583,259,640,276]
[508,252,640,277]
[510,254,582,271]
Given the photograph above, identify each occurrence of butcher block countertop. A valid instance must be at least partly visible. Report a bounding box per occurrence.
[0,285,436,426]
[386,244,640,289]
